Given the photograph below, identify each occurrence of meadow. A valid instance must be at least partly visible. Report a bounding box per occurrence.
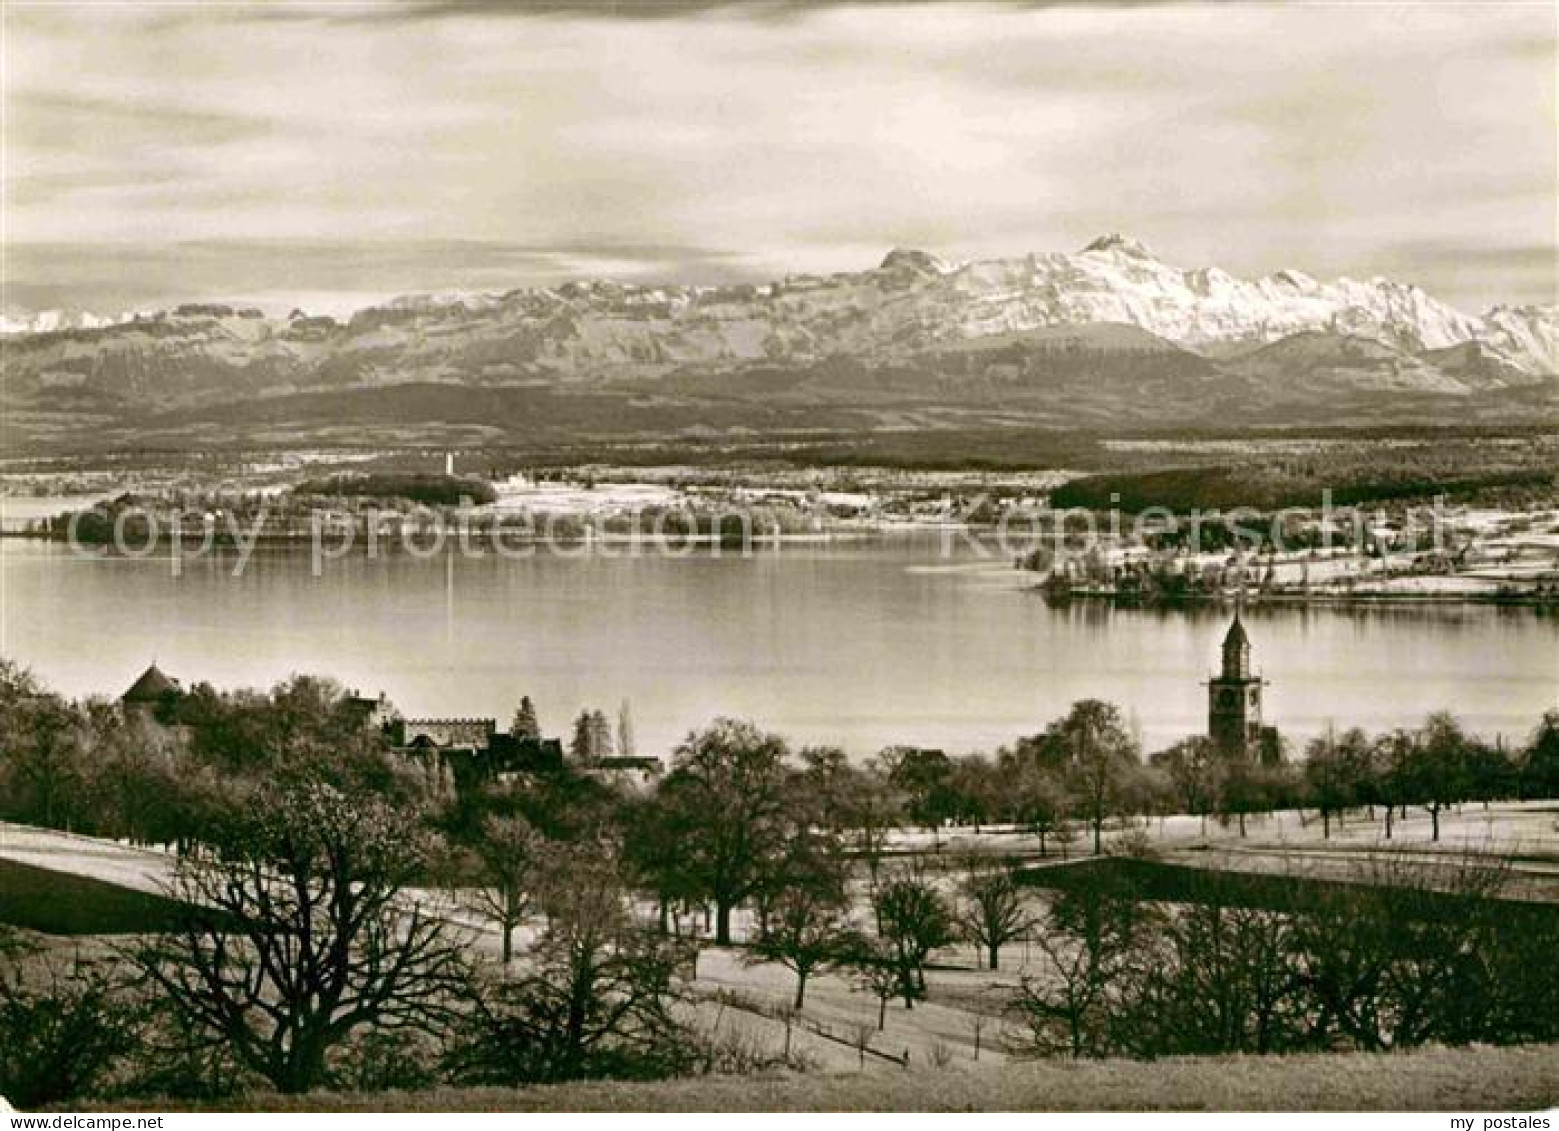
[74,1043,1559,1112]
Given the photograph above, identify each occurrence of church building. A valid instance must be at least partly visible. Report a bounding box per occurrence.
[1207,613,1280,763]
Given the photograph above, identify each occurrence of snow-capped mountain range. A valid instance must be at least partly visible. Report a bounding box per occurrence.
[1,236,1553,443]
[7,235,1553,373]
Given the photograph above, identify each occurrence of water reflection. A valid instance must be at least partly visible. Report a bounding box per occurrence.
[1,538,1554,759]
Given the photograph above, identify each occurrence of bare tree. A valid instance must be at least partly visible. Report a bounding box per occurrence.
[657,719,794,945]
[1291,851,1509,1051]
[847,759,902,887]
[955,860,1034,971]
[1129,899,1302,1057]
[1000,736,1072,855]
[1304,725,1365,839]
[749,884,852,1010]
[1151,736,1217,835]
[1011,883,1158,1058]
[0,681,89,832]
[873,877,956,1008]
[1370,728,1415,839]
[848,939,902,1030]
[447,840,691,1084]
[1055,700,1140,855]
[465,814,542,965]
[137,781,470,1094]
[1402,712,1471,842]
[747,829,852,1009]
[0,935,139,1108]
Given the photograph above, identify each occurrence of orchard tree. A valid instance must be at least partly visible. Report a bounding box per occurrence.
[874,876,956,1007]
[658,719,795,945]
[1010,762,1070,855]
[1370,728,1416,838]
[466,814,543,965]
[620,791,700,935]
[949,754,1001,831]
[1463,738,1516,809]
[850,755,905,886]
[1053,700,1141,855]
[748,839,852,1011]
[448,840,690,1085]
[1217,755,1282,837]
[881,746,960,831]
[1303,726,1359,839]
[1151,737,1218,834]
[794,745,854,831]
[138,781,470,1094]
[956,860,1034,971]
[849,939,904,1030]
[1403,712,1470,841]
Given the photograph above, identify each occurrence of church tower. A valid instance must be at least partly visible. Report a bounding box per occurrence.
[1208,613,1265,758]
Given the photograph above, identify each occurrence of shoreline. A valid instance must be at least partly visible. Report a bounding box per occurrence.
[0,525,953,547]
[1036,587,1559,610]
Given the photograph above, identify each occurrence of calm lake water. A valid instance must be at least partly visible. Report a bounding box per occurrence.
[1,537,1554,757]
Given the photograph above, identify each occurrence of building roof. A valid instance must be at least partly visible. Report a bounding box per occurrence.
[1223,614,1250,649]
[122,663,179,703]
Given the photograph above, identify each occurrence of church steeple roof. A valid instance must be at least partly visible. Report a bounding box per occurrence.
[1219,613,1253,681]
[122,663,178,703]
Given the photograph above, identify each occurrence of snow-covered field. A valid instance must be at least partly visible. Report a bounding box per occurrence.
[885,799,1559,860]
[0,822,174,895]
[485,476,684,516]
[4,800,1555,1072]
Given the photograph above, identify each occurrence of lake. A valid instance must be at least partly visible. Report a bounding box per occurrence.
[1,536,1554,758]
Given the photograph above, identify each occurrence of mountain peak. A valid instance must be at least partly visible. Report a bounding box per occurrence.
[1082,233,1154,258]
[878,248,949,274]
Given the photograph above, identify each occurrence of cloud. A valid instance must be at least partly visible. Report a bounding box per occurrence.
[7,91,271,146]
[0,239,760,318]
[2,0,1552,314]
[251,0,1187,25]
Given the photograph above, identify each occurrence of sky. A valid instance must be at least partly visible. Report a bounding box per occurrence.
[2,0,1554,318]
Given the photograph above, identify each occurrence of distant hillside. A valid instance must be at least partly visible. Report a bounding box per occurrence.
[2,240,1555,452]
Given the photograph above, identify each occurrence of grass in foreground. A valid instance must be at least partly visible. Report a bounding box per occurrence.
[85,1043,1559,1112]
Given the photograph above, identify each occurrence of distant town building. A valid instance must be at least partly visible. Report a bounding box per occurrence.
[1207,614,1281,763]
[343,689,397,732]
[375,708,566,790]
[577,754,665,792]
[399,716,498,751]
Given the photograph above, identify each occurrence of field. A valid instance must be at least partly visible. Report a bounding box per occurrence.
[0,857,187,935]
[5,801,1557,1088]
[4,810,1557,1111]
[80,1043,1559,1112]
